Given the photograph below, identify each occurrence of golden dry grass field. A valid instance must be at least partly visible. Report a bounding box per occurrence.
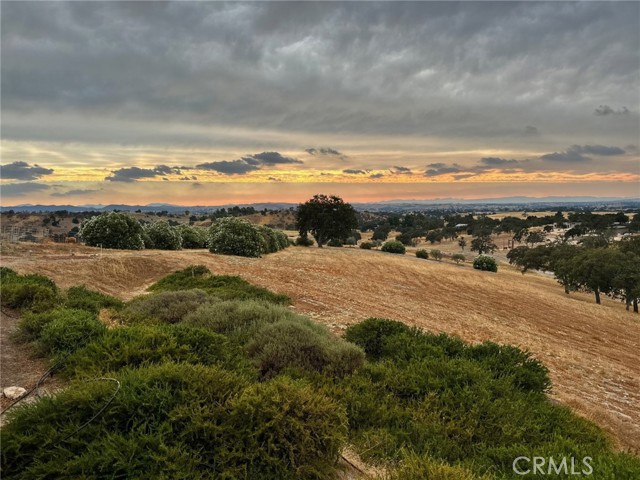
[2,242,638,453]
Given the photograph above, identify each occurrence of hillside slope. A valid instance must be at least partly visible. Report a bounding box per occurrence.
[2,243,638,452]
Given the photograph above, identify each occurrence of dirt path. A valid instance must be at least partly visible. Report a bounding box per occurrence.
[2,244,639,452]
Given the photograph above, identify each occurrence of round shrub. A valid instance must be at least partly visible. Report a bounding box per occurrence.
[65,285,124,314]
[430,249,443,261]
[38,309,106,356]
[259,226,280,253]
[183,299,305,343]
[122,289,213,324]
[223,377,347,479]
[327,238,343,247]
[143,221,182,250]
[80,212,145,250]
[473,255,498,272]
[451,253,465,264]
[177,224,208,249]
[275,231,290,250]
[1,273,60,312]
[246,319,365,378]
[208,217,264,257]
[381,240,406,255]
[415,249,429,259]
[295,236,315,247]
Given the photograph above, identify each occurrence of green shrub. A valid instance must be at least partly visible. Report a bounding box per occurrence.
[381,240,406,255]
[0,272,60,312]
[246,319,364,378]
[65,285,124,314]
[208,217,264,257]
[222,377,347,479]
[143,221,182,250]
[327,238,343,247]
[296,236,315,247]
[360,241,375,250]
[38,309,106,356]
[275,230,290,250]
[0,267,18,281]
[80,212,145,250]
[148,266,290,304]
[451,253,465,264]
[415,249,429,259]
[259,225,279,253]
[177,224,208,249]
[122,289,213,324]
[473,255,498,272]
[345,318,412,360]
[464,342,551,394]
[183,299,304,343]
[430,249,443,261]
[63,325,245,377]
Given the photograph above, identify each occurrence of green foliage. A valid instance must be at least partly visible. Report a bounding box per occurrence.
[208,217,265,257]
[296,235,315,246]
[470,234,497,255]
[381,240,406,254]
[65,286,124,314]
[345,318,412,360]
[327,238,344,247]
[63,325,245,378]
[387,453,487,480]
[473,255,498,272]
[177,224,208,248]
[143,221,182,250]
[415,249,429,259]
[38,309,106,356]
[122,289,213,324]
[222,377,347,479]
[246,319,365,378]
[360,241,375,250]
[0,272,60,312]
[451,253,465,264]
[148,265,291,304]
[430,249,443,261]
[80,212,145,250]
[183,299,303,343]
[296,194,358,247]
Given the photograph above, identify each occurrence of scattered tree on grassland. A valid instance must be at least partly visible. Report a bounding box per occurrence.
[296,194,358,248]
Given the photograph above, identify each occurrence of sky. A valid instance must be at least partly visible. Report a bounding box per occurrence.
[1,1,639,206]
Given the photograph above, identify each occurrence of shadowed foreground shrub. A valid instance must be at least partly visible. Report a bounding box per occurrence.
[359,241,375,250]
[122,289,213,324]
[65,285,124,314]
[247,319,365,378]
[62,325,247,378]
[38,309,106,357]
[0,272,59,312]
[183,299,304,343]
[296,236,315,247]
[415,249,429,259]
[1,364,346,480]
[148,266,290,304]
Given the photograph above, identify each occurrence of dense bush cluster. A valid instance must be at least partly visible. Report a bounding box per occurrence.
[381,240,406,254]
[415,249,429,259]
[80,212,145,250]
[0,268,59,312]
[177,224,209,248]
[3,270,639,479]
[143,221,183,250]
[208,217,289,257]
[473,255,498,272]
[295,235,315,246]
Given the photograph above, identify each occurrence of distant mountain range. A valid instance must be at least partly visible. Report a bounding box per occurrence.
[1,196,638,213]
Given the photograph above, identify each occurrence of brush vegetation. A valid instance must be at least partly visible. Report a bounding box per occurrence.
[2,267,639,479]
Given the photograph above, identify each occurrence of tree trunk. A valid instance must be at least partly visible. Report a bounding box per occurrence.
[634,299,638,313]
[564,283,569,294]
[316,235,323,248]
[594,288,601,305]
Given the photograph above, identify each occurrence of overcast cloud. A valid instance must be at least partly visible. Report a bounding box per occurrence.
[1,1,638,203]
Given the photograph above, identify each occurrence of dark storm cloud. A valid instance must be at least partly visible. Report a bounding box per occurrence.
[391,166,412,174]
[369,173,384,179]
[306,148,344,157]
[424,163,463,177]
[343,169,367,175]
[540,144,625,163]
[0,161,54,180]
[197,151,302,175]
[105,166,178,182]
[1,182,51,196]
[594,105,630,116]
[51,188,100,197]
[480,157,520,166]
[3,1,637,146]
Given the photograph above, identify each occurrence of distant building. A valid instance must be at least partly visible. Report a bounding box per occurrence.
[454,223,468,230]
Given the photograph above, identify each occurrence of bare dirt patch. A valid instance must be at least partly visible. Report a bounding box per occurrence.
[2,243,639,452]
